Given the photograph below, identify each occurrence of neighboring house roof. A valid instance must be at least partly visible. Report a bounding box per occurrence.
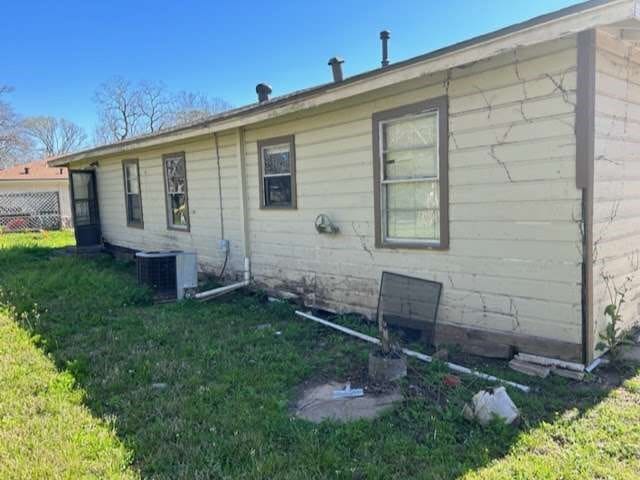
[0,159,68,181]
[50,0,640,167]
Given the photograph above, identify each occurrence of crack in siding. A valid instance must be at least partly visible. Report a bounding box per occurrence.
[514,49,528,99]
[518,102,533,124]
[498,124,514,144]
[447,275,455,288]
[489,145,514,182]
[513,50,533,124]
[478,292,487,317]
[572,207,585,260]
[596,154,622,166]
[474,85,493,120]
[593,201,620,264]
[509,298,521,330]
[449,131,460,150]
[544,72,575,108]
[352,222,374,260]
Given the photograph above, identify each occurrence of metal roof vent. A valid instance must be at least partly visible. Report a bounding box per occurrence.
[328,57,344,82]
[380,30,390,67]
[256,83,272,103]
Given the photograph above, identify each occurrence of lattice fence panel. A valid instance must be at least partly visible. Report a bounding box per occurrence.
[0,191,61,231]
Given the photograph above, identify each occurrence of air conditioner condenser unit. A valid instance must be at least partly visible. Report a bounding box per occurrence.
[136,250,198,300]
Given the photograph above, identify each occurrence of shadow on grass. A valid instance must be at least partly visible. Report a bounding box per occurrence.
[1,239,639,479]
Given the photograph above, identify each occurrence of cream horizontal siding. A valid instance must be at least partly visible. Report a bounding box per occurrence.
[78,36,583,353]
[92,134,245,275]
[593,29,640,355]
[242,36,582,346]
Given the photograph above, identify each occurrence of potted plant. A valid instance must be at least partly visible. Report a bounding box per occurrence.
[368,311,407,383]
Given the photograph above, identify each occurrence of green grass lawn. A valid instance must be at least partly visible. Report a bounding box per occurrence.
[1,230,639,479]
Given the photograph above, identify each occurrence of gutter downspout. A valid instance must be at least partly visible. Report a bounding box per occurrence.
[213,131,230,279]
[214,131,225,240]
[236,127,251,258]
[195,127,252,302]
[194,128,251,301]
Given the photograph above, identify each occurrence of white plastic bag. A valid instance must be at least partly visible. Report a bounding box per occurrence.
[463,387,519,426]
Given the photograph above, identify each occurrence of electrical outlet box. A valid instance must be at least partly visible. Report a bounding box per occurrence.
[218,239,230,253]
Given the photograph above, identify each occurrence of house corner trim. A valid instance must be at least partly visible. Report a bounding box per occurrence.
[576,29,596,364]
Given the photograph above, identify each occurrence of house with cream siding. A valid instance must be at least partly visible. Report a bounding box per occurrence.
[51,0,640,364]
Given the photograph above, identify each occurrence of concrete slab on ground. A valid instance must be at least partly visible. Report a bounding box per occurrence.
[293,381,402,423]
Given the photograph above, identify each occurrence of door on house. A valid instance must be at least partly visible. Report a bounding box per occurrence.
[70,170,101,247]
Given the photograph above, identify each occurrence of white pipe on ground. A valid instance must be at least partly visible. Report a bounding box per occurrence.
[585,356,606,373]
[195,257,251,301]
[294,310,530,393]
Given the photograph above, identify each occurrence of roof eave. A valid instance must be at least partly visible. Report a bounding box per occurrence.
[49,0,639,167]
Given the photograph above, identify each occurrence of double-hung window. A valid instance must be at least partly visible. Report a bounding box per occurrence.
[373,97,449,249]
[163,152,190,230]
[258,135,296,209]
[122,159,143,227]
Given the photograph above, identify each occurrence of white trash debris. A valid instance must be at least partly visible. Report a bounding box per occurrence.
[463,387,519,426]
[332,382,364,399]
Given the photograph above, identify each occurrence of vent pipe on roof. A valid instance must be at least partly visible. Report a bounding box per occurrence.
[380,30,390,67]
[328,57,344,82]
[256,83,272,103]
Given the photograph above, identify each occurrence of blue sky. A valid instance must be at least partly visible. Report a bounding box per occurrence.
[2,0,578,135]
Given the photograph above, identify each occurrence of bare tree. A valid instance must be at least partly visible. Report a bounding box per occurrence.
[0,85,32,168]
[171,91,232,125]
[23,116,87,156]
[93,77,142,144]
[93,77,232,144]
[138,81,173,133]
